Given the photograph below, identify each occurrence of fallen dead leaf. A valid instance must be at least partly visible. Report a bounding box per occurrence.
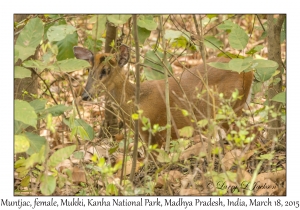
[72,166,86,183]
[179,142,208,160]
[222,149,255,171]
[179,188,201,195]
[256,170,286,183]
[115,155,140,177]
[156,170,183,188]
[56,159,72,172]
[180,174,196,189]
[115,133,124,142]
[236,170,252,184]
[222,149,241,171]
[87,145,109,158]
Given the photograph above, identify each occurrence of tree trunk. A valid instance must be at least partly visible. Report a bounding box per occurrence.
[267,14,285,140]
[99,22,119,138]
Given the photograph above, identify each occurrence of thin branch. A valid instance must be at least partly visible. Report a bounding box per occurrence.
[65,73,82,119]
[159,15,172,152]
[130,15,140,182]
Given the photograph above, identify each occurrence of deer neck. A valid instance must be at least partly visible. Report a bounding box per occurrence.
[109,72,136,116]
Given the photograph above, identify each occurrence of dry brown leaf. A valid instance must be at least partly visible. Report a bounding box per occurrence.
[86,145,109,158]
[94,146,109,158]
[256,170,286,183]
[237,170,252,183]
[180,177,190,189]
[72,166,86,183]
[56,159,72,172]
[179,188,201,195]
[222,149,255,171]
[180,174,197,189]
[156,170,183,188]
[180,142,208,160]
[222,149,241,171]
[107,176,120,185]
[114,133,124,142]
[115,157,140,177]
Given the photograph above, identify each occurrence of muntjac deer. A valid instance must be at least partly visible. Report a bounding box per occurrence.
[74,45,253,147]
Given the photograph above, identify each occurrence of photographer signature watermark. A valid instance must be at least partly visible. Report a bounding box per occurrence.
[207,181,277,193]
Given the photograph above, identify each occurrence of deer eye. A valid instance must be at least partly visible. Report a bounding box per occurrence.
[100,67,110,79]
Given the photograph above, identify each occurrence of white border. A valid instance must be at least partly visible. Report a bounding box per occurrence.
[3,0,298,209]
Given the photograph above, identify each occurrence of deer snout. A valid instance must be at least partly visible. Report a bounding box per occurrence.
[82,91,91,101]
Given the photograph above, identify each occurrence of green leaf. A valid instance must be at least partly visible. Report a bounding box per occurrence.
[48,145,76,168]
[179,126,194,138]
[107,15,130,25]
[181,109,189,117]
[44,17,66,40]
[22,59,51,72]
[260,30,268,40]
[74,119,94,140]
[164,29,190,43]
[47,25,76,42]
[29,99,47,113]
[21,176,30,187]
[253,59,278,82]
[217,20,235,30]
[156,149,171,163]
[52,59,91,72]
[143,50,172,80]
[202,17,218,26]
[25,132,47,155]
[15,48,19,63]
[22,146,45,169]
[77,126,89,140]
[165,29,183,41]
[15,17,44,61]
[229,24,249,50]
[137,26,151,45]
[91,15,107,39]
[246,45,264,55]
[14,45,36,62]
[137,15,157,30]
[252,81,263,95]
[14,120,29,135]
[217,52,244,59]
[40,104,72,117]
[207,14,218,19]
[84,36,103,52]
[14,66,31,79]
[15,135,30,153]
[258,152,274,161]
[56,32,78,61]
[131,113,139,120]
[73,151,84,160]
[271,92,286,104]
[15,100,37,128]
[228,57,253,73]
[207,61,231,71]
[40,175,56,195]
[204,36,223,49]
[281,19,286,43]
[197,119,208,128]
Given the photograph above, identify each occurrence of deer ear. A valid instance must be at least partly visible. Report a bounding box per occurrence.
[73,47,94,62]
[117,44,130,67]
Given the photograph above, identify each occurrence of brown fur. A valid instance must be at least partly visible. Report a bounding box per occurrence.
[74,46,253,148]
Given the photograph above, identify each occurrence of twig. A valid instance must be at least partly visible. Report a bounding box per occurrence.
[130,14,140,182]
